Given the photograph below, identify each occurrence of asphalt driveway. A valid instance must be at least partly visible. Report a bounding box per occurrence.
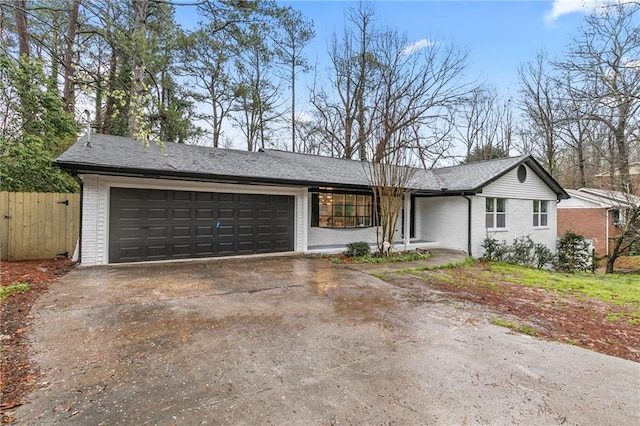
[15,256,639,425]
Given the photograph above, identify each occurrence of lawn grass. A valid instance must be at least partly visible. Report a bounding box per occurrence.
[490,317,537,336]
[486,262,640,308]
[0,283,30,302]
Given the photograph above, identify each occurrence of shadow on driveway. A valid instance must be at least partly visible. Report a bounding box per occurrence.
[15,255,639,425]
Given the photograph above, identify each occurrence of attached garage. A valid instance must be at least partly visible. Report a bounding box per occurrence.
[109,187,295,263]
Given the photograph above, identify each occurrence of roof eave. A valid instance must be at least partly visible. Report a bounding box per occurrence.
[55,161,373,191]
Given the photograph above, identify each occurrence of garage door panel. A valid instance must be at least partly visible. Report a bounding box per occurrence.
[117,246,142,261]
[196,192,214,202]
[109,188,294,263]
[118,188,143,201]
[147,208,168,220]
[147,226,168,239]
[117,208,141,221]
[238,194,254,203]
[172,226,191,238]
[174,244,195,257]
[172,208,191,220]
[238,225,254,236]
[148,190,169,201]
[196,225,214,237]
[218,193,234,202]
[238,209,254,219]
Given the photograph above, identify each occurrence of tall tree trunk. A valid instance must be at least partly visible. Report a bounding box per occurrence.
[614,125,632,193]
[13,0,29,58]
[94,73,103,132]
[62,0,81,113]
[128,0,148,138]
[291,58,296,152]
[211,77,219,147]
[102,48,118,134]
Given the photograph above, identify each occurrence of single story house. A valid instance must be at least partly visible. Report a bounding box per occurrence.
[56,134,569,265]
[558,188,639,257]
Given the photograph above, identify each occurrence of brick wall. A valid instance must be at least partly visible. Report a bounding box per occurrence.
[557,208,607,257]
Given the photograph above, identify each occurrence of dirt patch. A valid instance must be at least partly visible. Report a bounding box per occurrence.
[384,262,640,362]
[0,259,74,422]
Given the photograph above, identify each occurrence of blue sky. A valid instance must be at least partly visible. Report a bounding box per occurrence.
[278,0,593,99]
[172,0,612,151]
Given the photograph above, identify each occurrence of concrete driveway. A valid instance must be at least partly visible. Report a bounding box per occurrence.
[15,256,639,425]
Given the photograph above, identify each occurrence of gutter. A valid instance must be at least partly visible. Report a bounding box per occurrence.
[55,162,374,193]
[462,195,473,256]
[72,175,83,264]
[605,209,610,257]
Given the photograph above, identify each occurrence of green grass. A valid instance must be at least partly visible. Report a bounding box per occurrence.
[0,283,30,302]
[487,262,640,308]
[490,317,537,336]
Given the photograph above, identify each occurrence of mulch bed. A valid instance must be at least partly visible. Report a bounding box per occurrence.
[0,259,75,423]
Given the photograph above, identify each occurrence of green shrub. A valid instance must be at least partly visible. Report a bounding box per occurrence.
[481,236,508,261]
[534,243,555,269]
[482,235,556,270]
[345,241,371,257]
[555,232,592,273]
[506,236,536,267]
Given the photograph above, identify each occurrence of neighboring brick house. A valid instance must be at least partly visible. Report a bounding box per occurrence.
[594,162,640,192]
[558,188,638,257]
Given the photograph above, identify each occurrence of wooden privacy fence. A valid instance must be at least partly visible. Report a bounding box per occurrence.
[0,192,80,261]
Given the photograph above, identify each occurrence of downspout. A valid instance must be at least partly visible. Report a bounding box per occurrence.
[73,174,83,264]
[462,195,472,256]
[605,209,610,257]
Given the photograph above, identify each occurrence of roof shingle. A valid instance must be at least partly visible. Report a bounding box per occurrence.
[56,134,564,197]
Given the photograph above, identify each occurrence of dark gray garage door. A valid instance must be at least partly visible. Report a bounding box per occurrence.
[109,188,294,263]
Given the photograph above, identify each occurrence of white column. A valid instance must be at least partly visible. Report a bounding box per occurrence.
[404,193,411,243]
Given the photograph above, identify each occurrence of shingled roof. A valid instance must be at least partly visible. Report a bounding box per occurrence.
[56,134,568,198]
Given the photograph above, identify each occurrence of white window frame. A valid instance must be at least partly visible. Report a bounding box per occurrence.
[533,200,549,228]
[486,197,507,230]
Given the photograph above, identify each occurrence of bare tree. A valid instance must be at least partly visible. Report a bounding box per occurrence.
[605,191,640,273]
[518,52,563,177]
[555,2,640,193]
[310,27,367,159]
[311,3,469,164]
[456,85,512,162]
[368,29,469,163]
[363,146,416,254]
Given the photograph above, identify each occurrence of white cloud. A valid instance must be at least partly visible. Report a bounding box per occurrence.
[401,38,436,55]
[545,0,634,23]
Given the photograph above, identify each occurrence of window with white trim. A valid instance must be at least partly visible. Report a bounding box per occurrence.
[533,200,548,227]
[486,197,506,229]
[613,209,626,226]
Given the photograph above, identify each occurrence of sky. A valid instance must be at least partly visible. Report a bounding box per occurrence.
[172,0,618,153]
[276,0,598,99]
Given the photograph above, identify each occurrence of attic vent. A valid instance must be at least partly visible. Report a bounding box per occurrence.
[517,165,527,183]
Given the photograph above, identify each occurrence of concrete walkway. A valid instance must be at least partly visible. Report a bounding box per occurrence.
[347,248,468,274]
